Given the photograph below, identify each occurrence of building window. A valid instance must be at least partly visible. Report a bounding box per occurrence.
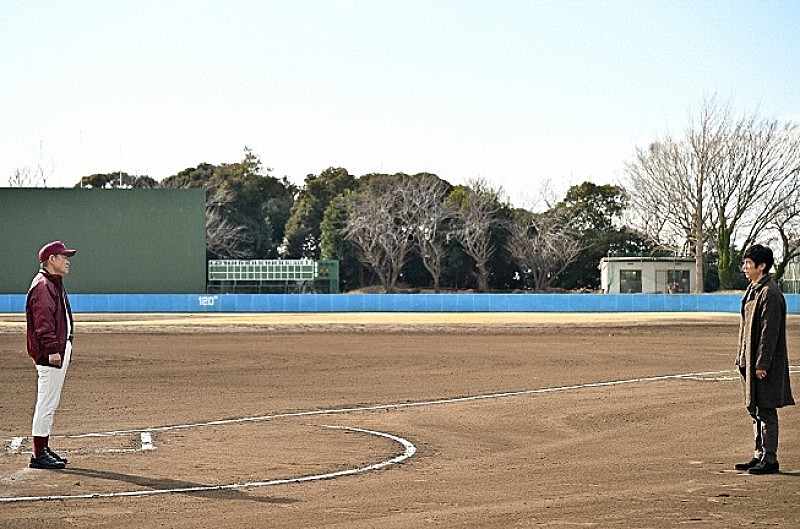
[784,257,800,294]
[619,270,642,293]
[666,269,690,293]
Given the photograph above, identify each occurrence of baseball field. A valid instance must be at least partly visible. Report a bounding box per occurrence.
[1,312,798,528]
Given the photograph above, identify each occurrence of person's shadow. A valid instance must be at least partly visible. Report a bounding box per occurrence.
[60,467,298,504]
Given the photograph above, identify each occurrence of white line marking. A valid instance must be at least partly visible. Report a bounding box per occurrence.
[140,432,154,451]
[2,436,150,454]
[681,376,740,381]
[0,426,416,503]
[6,437,24,454]
[3,366,797,503]
[60,368,756,439]
[8,366,799,443]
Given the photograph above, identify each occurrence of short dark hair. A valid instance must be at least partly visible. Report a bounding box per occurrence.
[743,244,774,273]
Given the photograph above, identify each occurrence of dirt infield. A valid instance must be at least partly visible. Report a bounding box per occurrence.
[1,313,799,528]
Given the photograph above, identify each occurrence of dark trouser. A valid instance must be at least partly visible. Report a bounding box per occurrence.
[738,367,779,463]
[750,407,779,463]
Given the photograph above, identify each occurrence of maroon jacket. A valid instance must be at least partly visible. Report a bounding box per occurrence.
[26,269,73,367]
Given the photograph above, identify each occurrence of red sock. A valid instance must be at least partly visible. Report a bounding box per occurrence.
[33,436,48,457]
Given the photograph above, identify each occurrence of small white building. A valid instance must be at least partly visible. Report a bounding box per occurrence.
[600,256,696,294]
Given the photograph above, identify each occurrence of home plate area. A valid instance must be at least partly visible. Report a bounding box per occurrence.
[6,431,154,457]
[2,421,401,501]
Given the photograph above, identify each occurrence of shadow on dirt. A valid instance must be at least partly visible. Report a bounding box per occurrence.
[61,467,299,504]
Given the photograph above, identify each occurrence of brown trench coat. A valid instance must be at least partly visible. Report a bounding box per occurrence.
[736,275,795,414]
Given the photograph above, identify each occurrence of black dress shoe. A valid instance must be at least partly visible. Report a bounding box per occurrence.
[748,460,779,475]
[29,452,66,470]
[734,458,760,471]
[45,447,68,465]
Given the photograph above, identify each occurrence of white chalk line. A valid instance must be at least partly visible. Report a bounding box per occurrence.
[140,432,154,452]
[3,366,797,503]
[8,367,792,442]
[5,432,156,455]
[101,434,155,454]
[0,426,415,503]
[6,438,24,455]
[54,367,782,439]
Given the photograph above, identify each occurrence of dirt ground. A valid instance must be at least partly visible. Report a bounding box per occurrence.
[1,312,799,528]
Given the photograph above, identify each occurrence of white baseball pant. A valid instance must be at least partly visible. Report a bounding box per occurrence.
[31,341,72,437]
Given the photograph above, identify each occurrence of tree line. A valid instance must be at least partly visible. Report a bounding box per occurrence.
[11,98,800,293]
[69,155,653,293]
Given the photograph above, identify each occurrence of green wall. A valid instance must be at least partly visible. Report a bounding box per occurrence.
[0,188,206,294]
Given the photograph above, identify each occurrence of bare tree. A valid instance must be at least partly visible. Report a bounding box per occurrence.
[627,97,800,290]
[507,209,583,291]
[339,175,417,293]
[625,140,689,253]
[523,177,560,213]
[626,97,733,292]
[769,184,800,281]
[709,118,800,287]
[205,187,254,259]
[8,167,32,187]
[9,142,56,187]
[206,210,254,259]
[452,179,505,292]
[406,174,455,292]
[36,141,55,188]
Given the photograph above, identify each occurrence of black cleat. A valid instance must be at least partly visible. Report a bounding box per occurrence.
[734,458,760,471]
[748,460,779,475]
[29,452,66,470]
[45,447,68,465]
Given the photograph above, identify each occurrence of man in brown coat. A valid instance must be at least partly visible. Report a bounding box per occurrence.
[735,244,794,475]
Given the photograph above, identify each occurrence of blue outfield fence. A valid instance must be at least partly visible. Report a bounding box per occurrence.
[1,293,798,314]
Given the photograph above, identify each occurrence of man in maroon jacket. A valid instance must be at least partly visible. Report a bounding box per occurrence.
[26,240,77,470]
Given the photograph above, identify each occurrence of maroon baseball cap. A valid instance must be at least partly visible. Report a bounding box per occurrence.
[39,241,77,263]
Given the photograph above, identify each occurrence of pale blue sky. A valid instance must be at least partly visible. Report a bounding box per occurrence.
[2,1,799,207]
